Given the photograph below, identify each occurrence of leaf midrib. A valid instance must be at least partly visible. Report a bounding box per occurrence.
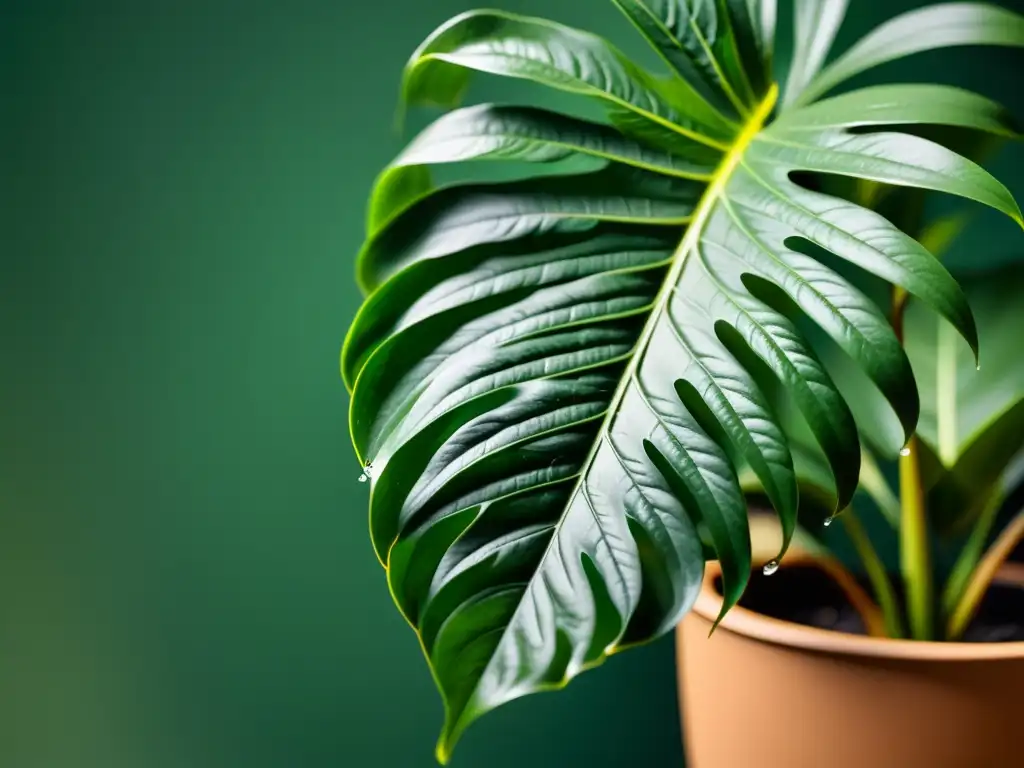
[563,82,780,505]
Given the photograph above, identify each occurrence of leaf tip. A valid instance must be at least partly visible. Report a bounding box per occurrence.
[1005,192,1024,231]
[435,697,478,767]
[706,618,721,639]
[435,720,459,765]
[772,522,795,567]
[434,740,452,766]
[708,595,737,637]
[961,307,981,369]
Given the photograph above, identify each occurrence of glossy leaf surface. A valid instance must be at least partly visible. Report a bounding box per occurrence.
[345,2,1024,759]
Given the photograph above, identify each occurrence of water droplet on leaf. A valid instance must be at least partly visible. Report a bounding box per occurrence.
[357,473,367,483]
[899,446,911,457]
[823,516,834,527]
[358,462,374,483]
[763,560,780,576]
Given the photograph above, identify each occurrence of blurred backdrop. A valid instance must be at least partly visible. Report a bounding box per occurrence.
[3,1,1023,766]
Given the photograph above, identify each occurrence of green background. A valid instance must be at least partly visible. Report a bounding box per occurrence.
[3,1,1022,766]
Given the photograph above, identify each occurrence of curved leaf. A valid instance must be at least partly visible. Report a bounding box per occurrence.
[946,508,1024,639]
[726,0,776,97]
[774,84,1022,138]
[782,0,849,108]
[366,104,717,236]
[756,128,1022,229]
[355,165,701,294]
[391,104,718,179]
[402,9,736,147]
[345,3,1024,761]
[798,2,1024,106]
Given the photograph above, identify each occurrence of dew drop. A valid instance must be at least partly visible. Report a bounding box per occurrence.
[358,462,374,483]
[823,516,834,527]
[762,560,780,576]
[357,473,368,483]
[899,446,911,457]
[976,364,981,372]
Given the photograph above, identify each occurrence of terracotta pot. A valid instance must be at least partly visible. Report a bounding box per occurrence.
[677,558,1024,768]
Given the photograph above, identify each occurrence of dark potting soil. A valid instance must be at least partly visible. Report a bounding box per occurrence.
[723,564,1024,642]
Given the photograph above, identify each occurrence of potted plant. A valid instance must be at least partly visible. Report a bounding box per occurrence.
[680,249,1024,766]
[342,1,1024,765]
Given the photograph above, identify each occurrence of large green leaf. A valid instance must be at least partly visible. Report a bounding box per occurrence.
[344,2,1024,760]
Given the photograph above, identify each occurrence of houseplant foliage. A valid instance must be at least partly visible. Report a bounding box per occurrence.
[782,248,1024,642]
[343,0,1024,761]
[750,242,1024,642]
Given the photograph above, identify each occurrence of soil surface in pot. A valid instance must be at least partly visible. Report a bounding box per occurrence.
[721,564,1024,642]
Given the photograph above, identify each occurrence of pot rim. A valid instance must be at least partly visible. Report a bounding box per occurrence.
[692,559,1024,661]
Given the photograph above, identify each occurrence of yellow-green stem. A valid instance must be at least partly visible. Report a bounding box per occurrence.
[842,510,905,638]
[942,485,1006,622]
[892,287,932,640]
[946,510,1024,640]
[898,437,932,640]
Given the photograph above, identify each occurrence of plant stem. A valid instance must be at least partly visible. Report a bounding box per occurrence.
[936,320,959,465]
[898,436,933,639]
[942,485,1005,621]
[892,289,933,640]
[841,510,905,638]
[946,508,1024,640]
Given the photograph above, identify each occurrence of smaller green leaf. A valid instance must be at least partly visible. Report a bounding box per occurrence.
[754,0,778,66]
[782,0,849,108]
[401,10,736,147]
[905,264,1024,534]
[725,0,775,97]
[774,84,1021,138]
[798,2,1024,106]
[928,399,1024,535]
[945,507,1024,639]
[841,509,905,638]
[941,472,1015,625]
